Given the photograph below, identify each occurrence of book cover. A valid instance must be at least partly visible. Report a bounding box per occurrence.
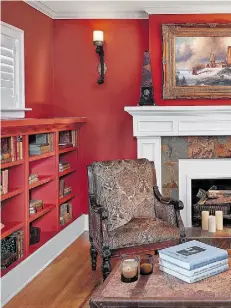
[158,240,228,270]
[159,258,228,277]
[160,264,229,283]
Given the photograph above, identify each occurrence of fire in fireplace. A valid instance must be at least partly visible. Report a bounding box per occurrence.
[191,179,231,228]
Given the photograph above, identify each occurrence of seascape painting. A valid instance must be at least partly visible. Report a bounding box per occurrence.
[175,37,231,87]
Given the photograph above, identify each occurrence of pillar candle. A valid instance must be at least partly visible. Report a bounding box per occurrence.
[202,211,209,230]
[121,259,138,279]
[208,215,216,233]
[215,211,223,231]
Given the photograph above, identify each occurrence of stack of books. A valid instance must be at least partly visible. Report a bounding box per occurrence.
[59,179,72,198]
[29,174,39,185]
[29,143,50,156]
[59,162,70,172]
[0,169,9,194]
[1,136,23,164]
[159,240,229,283]
[60,203,72,225]
[59,130,77,148]
[29,200,44,215]
[1,230,24,269]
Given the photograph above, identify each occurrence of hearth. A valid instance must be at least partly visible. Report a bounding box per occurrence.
[191,179,231,228]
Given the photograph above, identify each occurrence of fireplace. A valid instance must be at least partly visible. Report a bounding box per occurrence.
[191,178,231,228]
[125,106,231,228]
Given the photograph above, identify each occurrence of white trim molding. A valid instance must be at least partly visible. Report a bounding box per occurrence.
[179,159,231,227]
[1,214,89,306]
[24,1,231,19]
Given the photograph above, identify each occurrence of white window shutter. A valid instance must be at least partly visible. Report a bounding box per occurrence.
[0,22,30,118]
[1,33,15,109]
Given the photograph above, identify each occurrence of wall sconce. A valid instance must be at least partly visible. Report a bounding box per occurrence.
[93,30,107,85]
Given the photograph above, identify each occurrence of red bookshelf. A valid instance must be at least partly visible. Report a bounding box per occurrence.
[1,117,86,276]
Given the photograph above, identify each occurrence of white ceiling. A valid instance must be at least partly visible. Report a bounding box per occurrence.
[25,0,231,19]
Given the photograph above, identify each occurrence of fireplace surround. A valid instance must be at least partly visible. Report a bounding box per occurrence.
[125,106,231,227]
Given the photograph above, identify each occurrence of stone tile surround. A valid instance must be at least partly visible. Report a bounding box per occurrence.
[161,136,231,199]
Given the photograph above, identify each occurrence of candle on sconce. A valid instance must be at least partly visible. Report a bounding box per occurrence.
[208,215,216,233]
[202,211,209,230]
[215,211,223,231]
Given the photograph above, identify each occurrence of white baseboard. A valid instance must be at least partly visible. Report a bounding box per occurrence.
[1,214,89,307]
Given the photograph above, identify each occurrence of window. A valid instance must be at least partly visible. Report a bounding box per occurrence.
[1,22,30,118]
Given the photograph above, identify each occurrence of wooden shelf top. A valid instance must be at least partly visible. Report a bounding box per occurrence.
[1,188,24,201]
[1,117,86,136]
[29,204,56,223]
[59,146,77,154]
[1,221,24,239]
[1,159,24,169]
[59,168,76,177]
[1,117,87,127]
[59,194,75,205]
[29,175,55,190]
[29,151,55,162]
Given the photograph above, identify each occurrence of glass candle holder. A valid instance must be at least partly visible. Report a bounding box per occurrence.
[120,255,139,283]
[140,254,153,275]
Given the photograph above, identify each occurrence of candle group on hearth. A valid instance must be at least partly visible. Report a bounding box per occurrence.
[201,211,223,232]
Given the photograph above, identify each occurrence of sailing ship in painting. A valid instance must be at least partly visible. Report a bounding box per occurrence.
[176,37,231,86]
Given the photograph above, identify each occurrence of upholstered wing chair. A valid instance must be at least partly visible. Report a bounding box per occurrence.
[88,159,185,280]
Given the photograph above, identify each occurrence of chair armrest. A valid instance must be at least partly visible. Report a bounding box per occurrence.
[89,195,110,248]
[153,186,186,239]
[154,186,184,211]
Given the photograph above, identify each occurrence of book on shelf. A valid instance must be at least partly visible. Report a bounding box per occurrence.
[59,143,73,149]
[1,136,23,164]
[159,264,229,283]
[1,230,24,269]
[60,203,72,225]
[29,200,44,214]
[59,162,70,172]
[59,179,65,198]
[29,143,50,156]
[64,187,72,196]
[29,174,39,185]
[159,258,228,277]
[29,133,53,152]
[158,240,228,270]
[0,169,8,194]
[59,130,77,147]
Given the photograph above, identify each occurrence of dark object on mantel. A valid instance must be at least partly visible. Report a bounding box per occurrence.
[139,51,156,106]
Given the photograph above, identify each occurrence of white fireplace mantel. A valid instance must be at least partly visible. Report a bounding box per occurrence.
[125,106,231,137]
[125,105,231,193]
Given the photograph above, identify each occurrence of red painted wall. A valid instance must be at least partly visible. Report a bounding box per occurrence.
[1,1,54,117]
[53,20,149,213]
[149,14,231,106]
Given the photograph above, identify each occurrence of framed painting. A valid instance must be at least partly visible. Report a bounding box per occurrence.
[162,24,231,99]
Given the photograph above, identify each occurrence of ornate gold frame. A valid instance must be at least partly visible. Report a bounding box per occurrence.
[162,23,231,99]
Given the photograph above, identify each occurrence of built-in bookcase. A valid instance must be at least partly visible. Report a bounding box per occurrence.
[1,118,86,276]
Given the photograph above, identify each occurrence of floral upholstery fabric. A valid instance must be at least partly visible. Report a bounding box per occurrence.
[155,199,177,227]
[108,217,180,249]
[91,159,156,232]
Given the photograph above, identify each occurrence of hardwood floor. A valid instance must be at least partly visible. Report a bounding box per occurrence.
[4,232,231,308]
[5,232,112,308]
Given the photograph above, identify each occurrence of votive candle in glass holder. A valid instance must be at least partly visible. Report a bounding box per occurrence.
[202,211,209,230]
[208,215,216,233]
[120,255,139,283]
[215,211,223,231]
[140,254,153,275]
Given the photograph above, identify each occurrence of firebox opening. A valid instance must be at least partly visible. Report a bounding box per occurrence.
[191,179,231,228]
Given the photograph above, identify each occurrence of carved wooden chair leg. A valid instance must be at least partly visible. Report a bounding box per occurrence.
[101,246,112,281]
[90,242,98,271]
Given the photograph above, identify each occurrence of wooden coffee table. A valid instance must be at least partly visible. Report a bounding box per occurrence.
[90,256,231,308]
